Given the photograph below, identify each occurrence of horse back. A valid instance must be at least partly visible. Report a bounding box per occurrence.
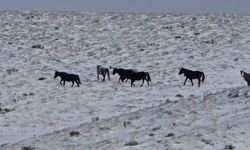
[62,73,79,81]
[130,71,147,80]
[185,71,203,79]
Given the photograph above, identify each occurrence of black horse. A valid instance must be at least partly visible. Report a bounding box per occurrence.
[179,68,205,87]
[241,70,250,86]
[113,68,135,83]
[128,71,151,87]
[54,71,81,87]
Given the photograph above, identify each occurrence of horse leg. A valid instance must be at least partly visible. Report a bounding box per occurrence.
[198,78,201,87]
[108,74,110,81]
[248,81,250,86]
[63,81,65,86]
[146,79,150,85]
[183,78,187,86]
[97,74,99,80]
[60,80,63,86]
[71,81,74,87]
[131,80,134,87]
[141,79,144,87]
[190,79,194,86]
[102,74,105,82]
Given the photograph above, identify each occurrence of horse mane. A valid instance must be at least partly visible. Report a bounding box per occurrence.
[181,68,191,72]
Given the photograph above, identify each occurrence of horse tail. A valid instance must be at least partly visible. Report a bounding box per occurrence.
[201,72,205,82]
[77,75,81,84]
[106,68,110,80]
[146,72,151,82]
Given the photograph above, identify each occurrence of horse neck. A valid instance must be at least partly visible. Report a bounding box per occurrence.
[97,68,101,74]
[100,68,107,75]
[57,72,66,79]
[57,73,63,78]
[114,69,120,75]
[105,69,109,74]
[243,72,249,78]
[184,69,192,74]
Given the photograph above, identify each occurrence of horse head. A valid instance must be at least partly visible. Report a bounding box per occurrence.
[179,68,184,75]
[241,70,245,77]
[54,71,59,78]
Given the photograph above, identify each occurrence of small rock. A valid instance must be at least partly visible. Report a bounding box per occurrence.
[175,94,183,98]
[152,126,161,131]
[243,91,250,98]
[7,42,13,45]
[69,131,80,137]
[149,133,155,136]
[194,32,200,35]
[165,133,174,137]
[20,146,35,150]
[201,139,213,145]
[6,68,18,75]
[174,35,181,39]
[91,117,99,122]
[124,140,139,146]
[31,44,43,49]
[224,144,235,150]
[123,121,131,128]
[29,93,34,96]
[228,92,239,98]
[3,108,13,113]
[38,77,46,80]
[196,133,203,137]
[233,58,238,61]
[23,93,28,96]
[157,140,162,143]
[9,53,15,57]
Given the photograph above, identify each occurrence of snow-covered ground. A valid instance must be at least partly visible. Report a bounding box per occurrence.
[1,11,250,149]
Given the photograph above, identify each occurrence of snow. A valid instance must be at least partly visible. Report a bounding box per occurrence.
[0,11,250,149]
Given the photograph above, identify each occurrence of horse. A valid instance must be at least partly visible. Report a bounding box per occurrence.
[128,71,151,87]
[241,70,250,86]
[179,68,205,87]
[112,68,135,83]
[54,71,81,87]
[97,65,110,81]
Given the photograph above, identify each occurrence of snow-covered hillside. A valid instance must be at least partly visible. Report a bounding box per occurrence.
[4,86,250,150]
[0,11,250,149]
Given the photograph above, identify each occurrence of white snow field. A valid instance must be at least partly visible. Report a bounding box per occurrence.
[1,11,250,149]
